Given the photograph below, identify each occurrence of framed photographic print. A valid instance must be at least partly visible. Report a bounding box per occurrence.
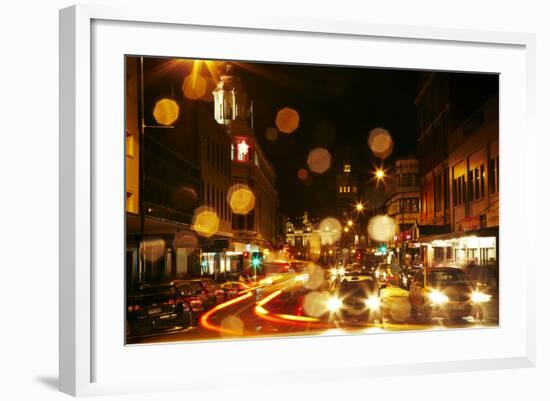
[59,4,536,397]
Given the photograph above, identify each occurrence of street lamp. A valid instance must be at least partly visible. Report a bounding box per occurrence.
[375,169,385,180]
[355,202,364,212]
[347,219,353,227]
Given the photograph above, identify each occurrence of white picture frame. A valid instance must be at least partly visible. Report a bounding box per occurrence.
[59,4,536,397]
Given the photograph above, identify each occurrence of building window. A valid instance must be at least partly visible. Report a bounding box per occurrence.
[126,191,134,212]
[230,144,234,161]
[453,173,467,206]
[344,164,351,173]
[443,167,450,210]
[489,157,499,194]
[435,172,443,212]
[469,165,485,202]
[125,130,134,158]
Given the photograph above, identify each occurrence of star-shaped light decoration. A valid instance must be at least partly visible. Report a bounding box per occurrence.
[237,139,249,156]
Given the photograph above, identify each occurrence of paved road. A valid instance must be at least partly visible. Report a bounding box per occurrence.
[127,273,499,345]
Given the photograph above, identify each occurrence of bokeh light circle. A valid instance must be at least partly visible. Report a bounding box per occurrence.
[309,234,321,261]
[368,215,396,242]
[199,77,217,102]
[307,148,332,174]
[153,98,179,126]
[303,264,325,290]
[265,127,279,141]
[297,168,308,181]
[275,107,300,134]
[182,74,207,100]
[172,231,198,253]
[192,206,220,237]
[142,238,165,263]
[227,184,255,215]
[220,316,244,337]
[368,128,394,159]
[319,217,342,242]
[303,291,331,317]
[389,299,412,322]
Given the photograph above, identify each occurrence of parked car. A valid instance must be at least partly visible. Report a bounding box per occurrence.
[409,267,476,322]
[219,281,250,299]
[333,275,383,323]
[187,278,226,305]
[126,282,193,337]
[175,279,219,311]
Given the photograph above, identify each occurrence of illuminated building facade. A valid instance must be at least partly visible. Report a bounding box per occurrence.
[213,65,280,259]
[415,72,499,268]
[125,57,202,289]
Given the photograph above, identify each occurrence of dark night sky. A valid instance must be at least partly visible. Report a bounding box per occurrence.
[232,61,420,220]
[142,58,421,220]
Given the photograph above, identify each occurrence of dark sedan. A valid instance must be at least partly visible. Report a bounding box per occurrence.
[126,282,193,337]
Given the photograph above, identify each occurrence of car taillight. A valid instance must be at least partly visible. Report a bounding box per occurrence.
[128,305,141,312]
[168,299,175,305]
[127,306,133,312]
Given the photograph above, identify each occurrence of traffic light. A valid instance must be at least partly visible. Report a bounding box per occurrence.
[378,245,387,254]
[251,256,262,269]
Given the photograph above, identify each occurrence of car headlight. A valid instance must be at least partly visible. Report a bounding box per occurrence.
[428,290,449,304]
[326,297,343,312]
[365,296,381,310]
[471,291,491,303]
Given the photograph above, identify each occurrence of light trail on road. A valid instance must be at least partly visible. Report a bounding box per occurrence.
[199,292,254,335]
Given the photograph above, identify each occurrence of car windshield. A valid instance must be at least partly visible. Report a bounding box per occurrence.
[339,279,377,297]
[428,270,468,285]
[138,285,174,295]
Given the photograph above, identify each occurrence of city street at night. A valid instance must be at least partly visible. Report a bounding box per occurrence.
[125,56,499,344]
[127,269,498,345]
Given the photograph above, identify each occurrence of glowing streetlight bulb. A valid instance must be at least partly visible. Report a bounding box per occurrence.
[375,169,385,179]
[347,220,353,227]
[355,202,364,212]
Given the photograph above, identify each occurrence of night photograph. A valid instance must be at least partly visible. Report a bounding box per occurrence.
[124,56,499,344]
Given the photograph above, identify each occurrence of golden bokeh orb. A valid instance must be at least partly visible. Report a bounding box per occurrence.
[192,207,220,237]
[275,107,300,134]
[368,215,397,242]
[303,264,325,290]
[220,316,244,337]
[227,184,255,215]
[153,98,180,126]
[319,217,342,242]
[303,291,331,317]
[182,74,207,100]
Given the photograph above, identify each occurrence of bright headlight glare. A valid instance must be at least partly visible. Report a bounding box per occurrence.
[471,291,491,303]
[365,297,381,310]
[428,290,449,304]
[326,297,343,312]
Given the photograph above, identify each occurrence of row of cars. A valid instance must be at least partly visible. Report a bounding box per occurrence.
[126,277,251,338]
[326,262,495,323]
